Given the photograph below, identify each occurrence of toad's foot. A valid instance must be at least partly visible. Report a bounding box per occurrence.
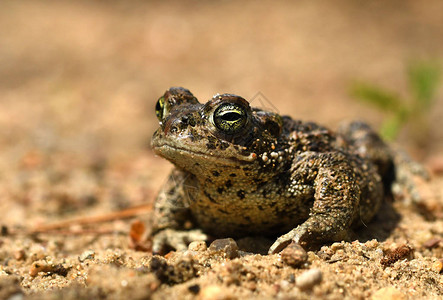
[268,229,298,254]
[392,149,430,204]
[152,228,208,254]
[268,221,350,254]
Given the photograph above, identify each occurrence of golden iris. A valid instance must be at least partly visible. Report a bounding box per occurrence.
[213,103,247,134]
[155,96,165,121]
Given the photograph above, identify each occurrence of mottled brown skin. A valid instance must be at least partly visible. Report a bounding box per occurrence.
[151,87,396,254]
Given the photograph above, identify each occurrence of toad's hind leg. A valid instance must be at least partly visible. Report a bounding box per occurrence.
[337,121,395,192]
[337,121,429,202]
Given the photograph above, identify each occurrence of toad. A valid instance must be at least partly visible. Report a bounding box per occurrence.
[151,87,420,254]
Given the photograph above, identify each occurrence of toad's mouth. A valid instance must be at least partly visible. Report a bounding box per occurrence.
[152,143,257,165]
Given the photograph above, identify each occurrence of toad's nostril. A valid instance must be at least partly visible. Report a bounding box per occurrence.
[164,120,179,134]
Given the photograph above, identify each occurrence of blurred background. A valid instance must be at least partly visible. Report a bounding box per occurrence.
[0,0,442,223]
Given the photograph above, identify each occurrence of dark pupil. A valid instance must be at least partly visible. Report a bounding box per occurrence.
[222,112,241,121]
[155,100,162,112]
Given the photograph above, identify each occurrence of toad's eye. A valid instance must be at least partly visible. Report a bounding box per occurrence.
[155,96,165,121]
[213,103,247,134]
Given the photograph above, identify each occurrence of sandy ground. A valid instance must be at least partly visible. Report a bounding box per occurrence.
[0,0,442,299]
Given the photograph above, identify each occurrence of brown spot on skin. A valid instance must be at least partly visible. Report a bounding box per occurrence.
[204,191,217,204]
[167,187,177,195]
[206,136,218,149]
[255,179,265,187]
[189,118,196,127]
[217,209,229,214]
[237,190,245,199]
[206,142,216,150]
[220,142,230,150]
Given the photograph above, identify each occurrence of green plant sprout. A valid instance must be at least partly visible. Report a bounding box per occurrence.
[350,61,441,145]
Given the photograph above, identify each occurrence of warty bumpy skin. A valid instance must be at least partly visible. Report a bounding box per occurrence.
[151,87,403,254]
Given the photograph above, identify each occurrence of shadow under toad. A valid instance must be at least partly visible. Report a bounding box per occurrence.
[355,199,401,243]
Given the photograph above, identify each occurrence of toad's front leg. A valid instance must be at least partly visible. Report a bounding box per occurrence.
[152,169,207,254]
[269,153,361,254]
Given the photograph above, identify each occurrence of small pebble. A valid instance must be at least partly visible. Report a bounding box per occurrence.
[199,285,229,300]
[330,242,344,251]
[423,238,441,249]
[7,294,24,300]
[188,241,207,252]
[14,249,26,261]
[79,250,95,262]
[208,238,239,259]
[371,286,406,300]
[431,259,443,274]
[281,243,307,268]
[364,239,379,249]
[295,268,322,290]
[188,284,200,295]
